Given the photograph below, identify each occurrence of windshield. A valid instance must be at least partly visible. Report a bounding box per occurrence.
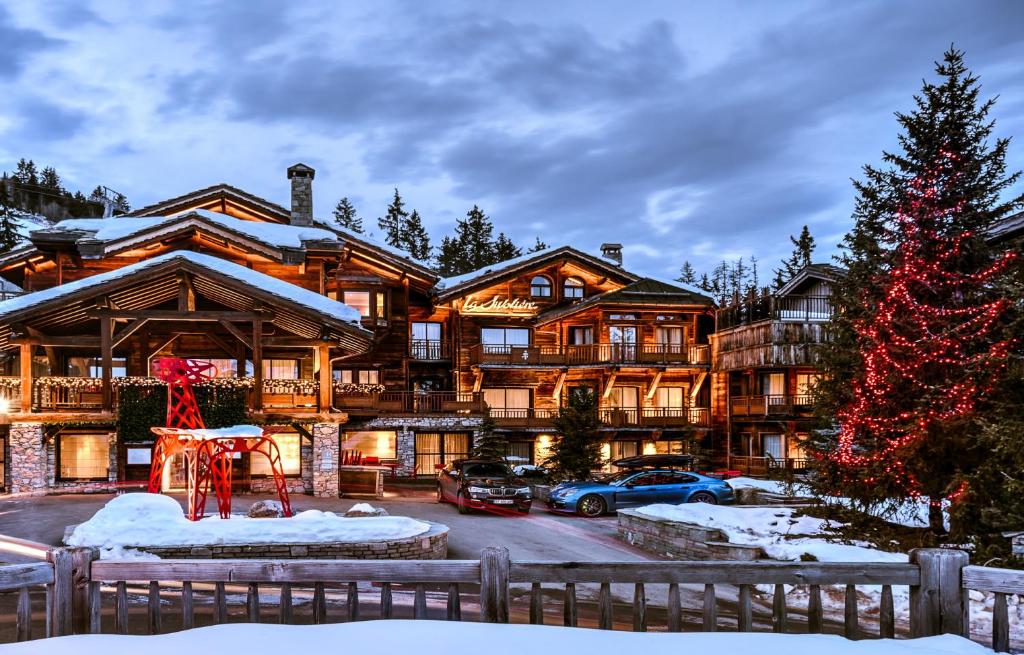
[462,463,513,478]
[598,470,638,485]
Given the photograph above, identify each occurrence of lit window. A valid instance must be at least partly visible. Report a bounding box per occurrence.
[530,276,552,297]
[334,370,379,384]
[483,388,531,410]
[59,434,109,480]
[563,277,584,299]
[481,327,530,353]
[197,359,238,378]
[376,291,387,319]
[67,357,126,378]
[342,431,397,460]
[262,359,299,380]
[341,291,372,317]
[251,433,301,476]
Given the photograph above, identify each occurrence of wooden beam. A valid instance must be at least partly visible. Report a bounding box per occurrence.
[317,343,332,412]
[22,326,58,374]
[19,343,32,412]
[263,337,325,347]
[177,272,196,312]
[252,316,263,412]
[203,330,236,358]
[603,370,618,399]
[472,369,484,393]
[690,371,707,403]
[111,319,149,349]
[88,309,269,321]
[646,371,664,400]
[10,336,101,347]
[553,370,567,402]
[100,318,112,411]
[218,320,253,349]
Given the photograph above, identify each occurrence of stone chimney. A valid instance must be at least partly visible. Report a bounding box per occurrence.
[287,163,315,226]
[600,242,623,266]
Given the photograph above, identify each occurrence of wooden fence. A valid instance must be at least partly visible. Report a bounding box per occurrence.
[0,540,1020,651]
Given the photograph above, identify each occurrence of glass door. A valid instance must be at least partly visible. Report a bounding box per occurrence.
[608,325,637,362]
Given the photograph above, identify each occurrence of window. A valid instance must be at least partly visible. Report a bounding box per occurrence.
[335,370,380,384]
[568,326,593,345]
[251,433,302,476]
[415,432,470,475]
[376,291,387,321]
[655,387,686,410]
[610,440,641,466]
[762,434,783,460]
[340,291,371,317]
[58,434,109,480]
[609,325,637,344]
[483,388,531,413]
[411,322,443,359]
[530,276,552,297]
[609,386,639,410]
[563,277,584,299]
[342,431,397,460]
[503,441,534,465]
[66,357,126,378]
[480,327,530,353]
[655,327,684,354]
[795,373,819,401]
[608,314,637,321]
[262,359,299,380]
[656,315,678,321]
[760,372,786,396]
[197,359,239,378]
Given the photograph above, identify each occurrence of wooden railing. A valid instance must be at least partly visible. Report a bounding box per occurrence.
[1,545,1018,650]
[33,377,104,411]
[731,394,813,417]
[729,455,813,477]
[718,295,833,330]
[259,379,318,411]
[599,407,711,428]
[333,391,486,415]
[490,408,559,428]
[409,339,451,360]
[470,343,711,367]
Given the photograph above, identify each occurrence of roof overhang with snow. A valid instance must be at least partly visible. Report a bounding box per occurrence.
[127,183,293,223]
[776,263,845,297]
[534,277,715,325]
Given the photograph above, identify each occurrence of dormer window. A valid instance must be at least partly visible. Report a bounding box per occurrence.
[530,275,552,297]
[563,277,584,299]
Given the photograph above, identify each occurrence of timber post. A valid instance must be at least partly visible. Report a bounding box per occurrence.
[49,548,74,637]
[909,548,969,638]
[68,547,99,635]
[480,546,510,623]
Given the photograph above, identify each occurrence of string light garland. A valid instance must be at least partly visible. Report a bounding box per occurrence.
[826,150,1017,504]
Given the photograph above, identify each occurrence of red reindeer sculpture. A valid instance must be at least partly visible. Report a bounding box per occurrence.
[147,358,293,520]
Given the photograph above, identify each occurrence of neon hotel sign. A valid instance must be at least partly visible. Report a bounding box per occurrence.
[463,296,539,315]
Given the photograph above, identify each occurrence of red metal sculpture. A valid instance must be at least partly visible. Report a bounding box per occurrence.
[147,358,293,520]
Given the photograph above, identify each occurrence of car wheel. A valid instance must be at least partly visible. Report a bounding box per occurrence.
[689,491,718,504]
[576,494,606,518]
[457,491,471,514]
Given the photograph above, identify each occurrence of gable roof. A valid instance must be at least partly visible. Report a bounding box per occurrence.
[435,246,638,301]
[776,263,846,297]
[534,277,715,325]
[0,251,373,353]
[988,210,1024,245]
[127,183,293,223]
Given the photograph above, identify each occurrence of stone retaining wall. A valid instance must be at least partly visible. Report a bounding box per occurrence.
[134,522,449,560]
[617,509,764,561]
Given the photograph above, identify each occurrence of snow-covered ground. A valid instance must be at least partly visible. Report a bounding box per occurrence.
[0,621,989,655]
[66,494,431,558]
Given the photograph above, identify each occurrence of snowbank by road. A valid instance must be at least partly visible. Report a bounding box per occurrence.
[0,620,989,655]
[66,493,431,556]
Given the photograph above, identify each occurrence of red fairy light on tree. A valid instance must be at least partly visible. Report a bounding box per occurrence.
[829,152,1017,500]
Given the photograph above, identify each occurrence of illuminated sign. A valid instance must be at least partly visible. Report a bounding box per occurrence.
[463,296,539,315]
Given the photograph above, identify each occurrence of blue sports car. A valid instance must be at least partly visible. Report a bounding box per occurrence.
[546,467,735,517]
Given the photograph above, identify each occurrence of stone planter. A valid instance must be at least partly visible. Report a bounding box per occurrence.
[617,509,764,561]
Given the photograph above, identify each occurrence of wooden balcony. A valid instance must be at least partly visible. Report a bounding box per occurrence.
[332,390,486,416]
[259,379,319,412]
[409,339,451,361]
[730,394,813,417]
[717,295,833,330]
[599,407,711,428]
[490,408,558,428]
[470,343,710,367]
[729,455,812,477]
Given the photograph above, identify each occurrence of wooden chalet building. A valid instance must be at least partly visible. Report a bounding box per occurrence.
[710,264,843,476]
[0,164,717,495]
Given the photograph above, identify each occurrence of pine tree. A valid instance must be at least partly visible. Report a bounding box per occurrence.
[332,197,363,233]
[697,273,711,292]
[677,261,697,285]
[808,48,1024,534]
[456,205,496,271]
[748,255,760,292]
[435,236,464,278]
[527,237,548,253]
[0,182,22,254]
[544,388,604,481]
[402,209,432,260]
[113,193,130,214]
[378,188,408,248]
[774,225,816,288]
[493,232,521,261]
[40,166,62,191]
[471,411,508,461]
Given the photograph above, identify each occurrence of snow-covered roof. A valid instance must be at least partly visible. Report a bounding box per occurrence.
[0,250,365,326]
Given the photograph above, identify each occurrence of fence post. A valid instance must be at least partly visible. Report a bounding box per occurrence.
[69,547,99,634]
[49,548,74,637]
[480,546,510,624]
[909,548,968,638]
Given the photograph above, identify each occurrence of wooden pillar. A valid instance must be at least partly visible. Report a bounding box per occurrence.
[318,343,332,412]
[19,343,32,411]
[252,317,263,412]
[100,318,112,412]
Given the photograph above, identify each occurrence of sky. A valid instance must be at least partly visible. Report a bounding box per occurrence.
[1,1,1023,281]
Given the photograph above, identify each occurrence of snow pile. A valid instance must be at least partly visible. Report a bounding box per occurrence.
[168,424,264,440]
[66,494,431,556]
[0,621,989,655]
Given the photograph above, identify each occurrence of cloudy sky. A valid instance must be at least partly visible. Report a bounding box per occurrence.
[1,1,1023,280]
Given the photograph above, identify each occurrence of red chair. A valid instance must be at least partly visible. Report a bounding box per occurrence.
[363,456,380,466]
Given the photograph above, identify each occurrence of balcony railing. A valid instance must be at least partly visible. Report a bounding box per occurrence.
[599,407,711,428]
[33,377,104,412]
[409,339,451,361]
[729,455,812,477]
[489,407,559,428]
[470,343,710,367]
[260,379,319,411]
[333,391,486,415]
[718,295,833,330]
[730,394,813,417]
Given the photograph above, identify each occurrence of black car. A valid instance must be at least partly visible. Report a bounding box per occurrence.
[437,459,533,514]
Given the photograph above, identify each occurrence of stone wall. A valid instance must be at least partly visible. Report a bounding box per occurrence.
[138,523,448,560]
[8,423,47,494]
[250,442,313,495]
[46,432,120,493]
[311,423,340,497]
[617,509,764,561]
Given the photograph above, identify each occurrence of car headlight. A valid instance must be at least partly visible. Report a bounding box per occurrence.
[516,487,531,496]
[467,486,489,495]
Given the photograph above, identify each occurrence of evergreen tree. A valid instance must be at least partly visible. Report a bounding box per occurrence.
[378,188,408,248]
[113,192,130,214]
[0,182,22,254]
[527,237,548,253]
[544,388,604,481]
[332,197,363,233]
[808,48,1024,534]
[493,232,521,262]
[677,261,697,285]
[456,205,496,271]
[471,411,508,461]
[435,236,463,278]
[774,225,816,288]
[748,255,760,292]
[697,273,711,292]
[402,209,432,260]
[40,166,62,191]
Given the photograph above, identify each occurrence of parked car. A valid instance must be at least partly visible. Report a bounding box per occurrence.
[546,455,735,517]
[437,459,533,514]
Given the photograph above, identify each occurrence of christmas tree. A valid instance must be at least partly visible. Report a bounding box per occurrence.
[810,49,1023,533]
[544,388,604,481]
